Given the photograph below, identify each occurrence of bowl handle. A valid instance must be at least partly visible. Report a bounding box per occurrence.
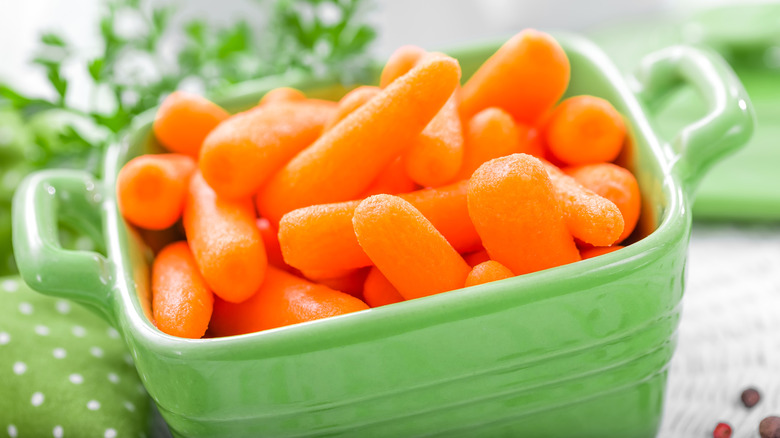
[632,45,755,194]
[12,169,116,324]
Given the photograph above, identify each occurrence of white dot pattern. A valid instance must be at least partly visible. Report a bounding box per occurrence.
[18,302,33,315]
[71,326,86,337]
[1,277,140,437]
[31,392,44,406]
[69,374,83,385]
[55,300,70,314]
[2,279,18,292]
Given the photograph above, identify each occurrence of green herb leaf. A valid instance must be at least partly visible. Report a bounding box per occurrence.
[41,32,67,47]
[88,58,105,82]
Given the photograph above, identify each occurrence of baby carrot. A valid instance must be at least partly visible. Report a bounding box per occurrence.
[200,100,334,199]
[566,163,640,243]
[183,172,267,303]
[363,267,404,308]
[353,194,471,300]
[468,153,580,275]
[256,217,291,272]
[463,249,490,267]
[208,266,368,337]
[455,107,521,180]
[545,95,626,165]
[404,180,481,253]
[278,180,480,273]
[307,268,369,299]
[324,86,381,131]
[280,201,371,272]
[464,260,514,287]
[382,47,464,187]
[258,87,306,106]
[542,160,624,246]
[152,241,214,339]
[153,91,229,158]
[517,123,546,158]
[257,53,461,224]
[362,157,418,196]
[460,29,570,125]
[379,45,427,88]
[404,93,464,187]
[581,245,624,259]
[117,154,196,230]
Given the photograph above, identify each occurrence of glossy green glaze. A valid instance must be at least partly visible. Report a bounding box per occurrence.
[12,34,753,437]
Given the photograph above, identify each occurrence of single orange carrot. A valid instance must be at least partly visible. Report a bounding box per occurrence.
[468,153,580,275]
[279,201,371,272]
[324,86,381,131]
[256,217,290,271]
[460,29,570,125]
[544,95,626,165]
[456,107,522,180]
[199,100,335,199]
[117,154,196,230]
[402,180,481,252]
[517,123,546,158]
[463,249,490,267]
[258,87,306,106]
[307,267,369,299]
[580,245,624,259]
[566,163,640,243]
[353,194,471,300]
[257,53,462,224]
[404,93,464,187]
[379,45,427,88]
[278,180,480,273]
[183,172,267,303]
[208,266,368,336]
[382,47,464,187]
[542,160,624,246]
[363,267,404,307]
[464,260,514,287]
[152,241,214,339]
[362,157,418,196]
[153,91,229,158]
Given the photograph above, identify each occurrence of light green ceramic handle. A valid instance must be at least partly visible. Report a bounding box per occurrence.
[12,170,115,323]
[633,45,754,191]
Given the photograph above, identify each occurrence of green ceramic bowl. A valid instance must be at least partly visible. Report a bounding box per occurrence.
[12,34,753,438]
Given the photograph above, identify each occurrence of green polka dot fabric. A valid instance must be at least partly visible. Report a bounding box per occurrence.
[0,276,150,437]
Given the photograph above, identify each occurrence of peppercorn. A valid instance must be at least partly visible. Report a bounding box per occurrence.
[713,422,732,438]
[760,416,780,438]
[742,388,761,408]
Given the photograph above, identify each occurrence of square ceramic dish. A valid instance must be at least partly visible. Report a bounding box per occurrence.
[13,34,753,437]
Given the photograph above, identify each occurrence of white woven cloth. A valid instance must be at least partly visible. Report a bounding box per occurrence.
[659,223,780,437]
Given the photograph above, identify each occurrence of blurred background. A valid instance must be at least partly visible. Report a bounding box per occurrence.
[1,1,779,437]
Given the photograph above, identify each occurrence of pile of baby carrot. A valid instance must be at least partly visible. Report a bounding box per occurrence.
[117,29,641,339]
